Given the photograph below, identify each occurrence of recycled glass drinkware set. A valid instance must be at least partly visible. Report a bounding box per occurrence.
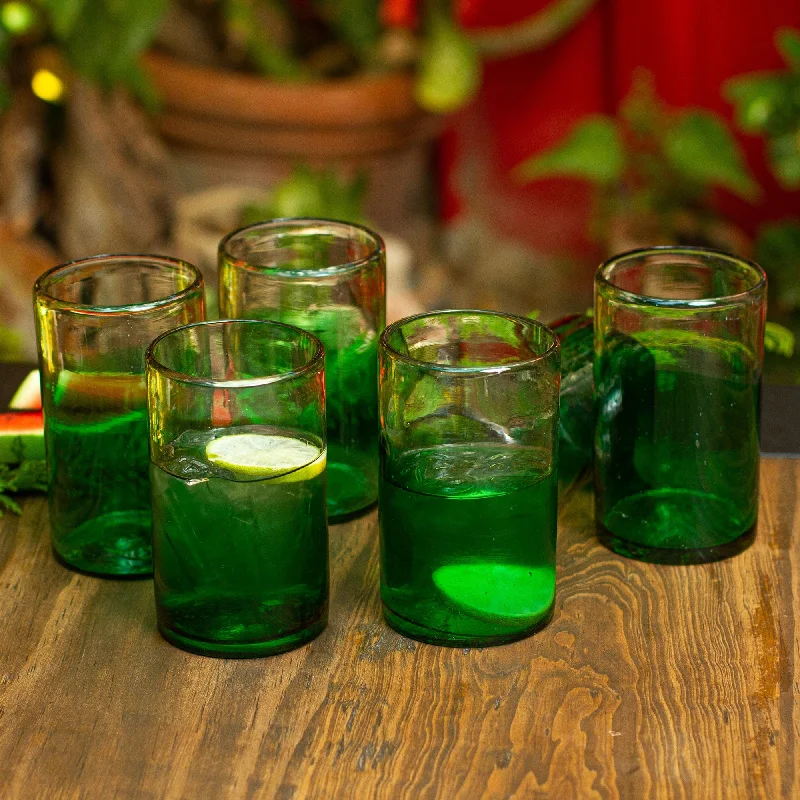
[33,229,766,657]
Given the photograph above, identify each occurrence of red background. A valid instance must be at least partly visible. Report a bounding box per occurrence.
[441,0,800,255]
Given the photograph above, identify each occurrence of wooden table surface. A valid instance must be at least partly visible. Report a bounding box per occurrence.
[0,460,796,799]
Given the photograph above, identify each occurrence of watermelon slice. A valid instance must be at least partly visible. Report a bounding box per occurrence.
[9,370,42,410]
[0,410,45,463]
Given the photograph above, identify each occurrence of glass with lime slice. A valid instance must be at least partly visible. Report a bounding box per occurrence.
[146,320,328,657]
[34,255,205,577]
[218,219,385,521]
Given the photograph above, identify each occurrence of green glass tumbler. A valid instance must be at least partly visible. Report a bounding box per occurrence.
[146,319,329,657]
[594,247,767,564]
[218,219,385,522]
[379,310,561,647]
[34,255,205,577]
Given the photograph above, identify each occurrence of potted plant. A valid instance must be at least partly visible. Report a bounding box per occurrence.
[726,27,800,316]
[143,0,484,160]
[725,27,800,382]
[0,1,484,254]
[514,69,760,257]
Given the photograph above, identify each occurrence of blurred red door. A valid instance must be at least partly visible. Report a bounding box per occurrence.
[441,0,800,254]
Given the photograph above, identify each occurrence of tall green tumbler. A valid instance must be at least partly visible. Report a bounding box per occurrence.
[219,219,385,521]
[594,247,766,564]
[34,255,204,576]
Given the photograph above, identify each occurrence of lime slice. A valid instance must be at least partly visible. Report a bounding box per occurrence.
[206,433,325,482]
[432,563,555,625]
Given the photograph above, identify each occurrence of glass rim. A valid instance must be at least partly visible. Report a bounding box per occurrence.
[218,217,385,278]
[595,246,767,309]
[146,319,325,389]
[380,309,559,375]
[33,254,204,314]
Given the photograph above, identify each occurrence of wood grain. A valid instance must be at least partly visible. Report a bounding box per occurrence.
[0,459,796,799]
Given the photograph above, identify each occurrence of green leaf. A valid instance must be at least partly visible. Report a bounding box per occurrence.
[117,62,161,112]
[270,167,327,219]
[769,131,800,189]
[756,221,800,311]
[0,492,21,516]
[764,321,795,358]
[324,0,382,58]
[663,110,760,200]
[619,68,664,136]
[225,0,304,80]
[44,0,88,39]
[0,460,46,517]
[777,27,800,71]
[12,459,47,491]
[515,116,624,185]
[724,73,791,133]
[415,12,481,113]
[57,0,168,96]
[1,2,38,35]
[241,166,368,226]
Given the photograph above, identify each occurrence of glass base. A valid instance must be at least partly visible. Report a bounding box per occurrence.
[157,614,327,658]
[597,488,756,564]
[327,459,377,521]
[52,510,153,577]
[382,601,554,648]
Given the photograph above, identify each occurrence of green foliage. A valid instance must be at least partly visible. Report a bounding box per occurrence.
[1,2,37,35]
[725,28,800,189]
[224,0,305,80]
[769,131,800,187]
[0,459,47,516]
[46,0,87,39]
[415,7,480,113]
[516,72,759,244]
[241,165,368,226]
[0,2,34,112]
[725,74,797,133]
[320,0,382,58]
[663,110,760,200]
[45,0,169,104]
[0,0,486,115]
[756,221,800,311]
[764,321,795,358]
[777,27,800,71]
[515,116,624,184]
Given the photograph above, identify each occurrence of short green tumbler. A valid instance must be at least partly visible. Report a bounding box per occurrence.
[147,320,329,657]
[378,310,561,647]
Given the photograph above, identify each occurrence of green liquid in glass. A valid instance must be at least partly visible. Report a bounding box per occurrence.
[280,307,379,521]
[47,403,151,576]
[379,443,557,647]
[595,330,760,562]
[552,313,594,491]
[151,426,328,657]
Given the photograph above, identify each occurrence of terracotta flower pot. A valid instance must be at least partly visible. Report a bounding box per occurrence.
[142,52,442,158]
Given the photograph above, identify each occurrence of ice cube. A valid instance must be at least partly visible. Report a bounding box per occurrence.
[175,429,213,449]
[169,455,212,484]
